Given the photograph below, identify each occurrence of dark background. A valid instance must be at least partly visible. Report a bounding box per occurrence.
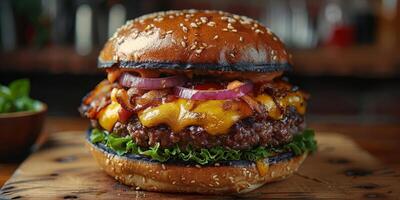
[1,0,400,124]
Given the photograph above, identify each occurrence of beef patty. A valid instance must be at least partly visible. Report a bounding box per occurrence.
[110,107,305,150]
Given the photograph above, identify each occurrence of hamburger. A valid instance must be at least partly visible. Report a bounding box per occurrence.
[79,10,317,194]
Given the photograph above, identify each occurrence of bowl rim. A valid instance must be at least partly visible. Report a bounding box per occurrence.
[0,102,47,118]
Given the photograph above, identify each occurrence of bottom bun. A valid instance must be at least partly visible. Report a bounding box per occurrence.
[86,140,307,194]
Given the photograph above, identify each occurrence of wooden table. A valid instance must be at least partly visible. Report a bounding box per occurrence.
[1,117,400,187]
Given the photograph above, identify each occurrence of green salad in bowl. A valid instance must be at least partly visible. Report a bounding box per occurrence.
[0,79,47,161]
[0,79,42,113]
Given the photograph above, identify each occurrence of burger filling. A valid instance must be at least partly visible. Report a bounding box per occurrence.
[80,69,317,165]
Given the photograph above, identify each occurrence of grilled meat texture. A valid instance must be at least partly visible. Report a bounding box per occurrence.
[111,107,304,150]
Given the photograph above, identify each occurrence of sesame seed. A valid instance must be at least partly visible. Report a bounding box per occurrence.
[154,17,164,22]
[227,23,234,30]
[221,16,228,21]
[161,164,166,170]
[209,184,214,187]
[222,28,228,32]
[190,44,196,50]
[166,30,173,34]
[181,177,186,181]
[144,24,152,30]
[181,41,186,47]
[190,22,198,28]
[240,20,251,25]
[118,163,122,166]
[273,37,278,41]
[215,181,220,185]
[213,35,219,40]
[183,36,187,40]
[231,29,238,32]
[214,162,220,166]
[239,36,244,42]
[207,21,216,27]
[184,18,189,22]
[233,14,240,20]
[195,164,201,168]
[228,18,236,23]
[230,53,235,58]
[255,29,264,34]
[171,38,176,44]
[182,26,188,33]
[169,15,174,19]
[172,181,177,185]
[135,186,140,190]
[200,17,208,23]
[195,49,203,54]
[212,175,218,179]
[190,180,196,183]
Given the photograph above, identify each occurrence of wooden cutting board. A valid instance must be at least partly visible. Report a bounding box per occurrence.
[1,131,399,199]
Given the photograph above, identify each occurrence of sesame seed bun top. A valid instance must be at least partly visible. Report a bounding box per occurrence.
[99,10,292,73]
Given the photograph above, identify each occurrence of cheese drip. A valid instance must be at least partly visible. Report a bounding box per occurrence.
[256,92,306,120]
[138,99,252,135]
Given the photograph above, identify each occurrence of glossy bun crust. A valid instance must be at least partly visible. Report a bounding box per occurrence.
[99,10,292,72]
[86,140,307,194]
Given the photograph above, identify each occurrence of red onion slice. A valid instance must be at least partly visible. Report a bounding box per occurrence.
[174,82,253,100]
[119,73,185,90]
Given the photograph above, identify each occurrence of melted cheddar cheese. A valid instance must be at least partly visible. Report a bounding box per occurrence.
[256,160,269,176]
[255,91,306,119]
[138,99,251,135]
[279,91,306,115]
[255,95,282,119]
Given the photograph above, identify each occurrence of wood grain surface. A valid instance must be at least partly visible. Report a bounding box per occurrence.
[1,131,399,199]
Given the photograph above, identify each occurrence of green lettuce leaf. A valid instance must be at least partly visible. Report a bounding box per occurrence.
[90,129,317,165]
[89,128,107,143]
[9,79,30,99]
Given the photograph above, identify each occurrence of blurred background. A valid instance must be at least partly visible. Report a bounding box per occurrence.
[0,0,399,123]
